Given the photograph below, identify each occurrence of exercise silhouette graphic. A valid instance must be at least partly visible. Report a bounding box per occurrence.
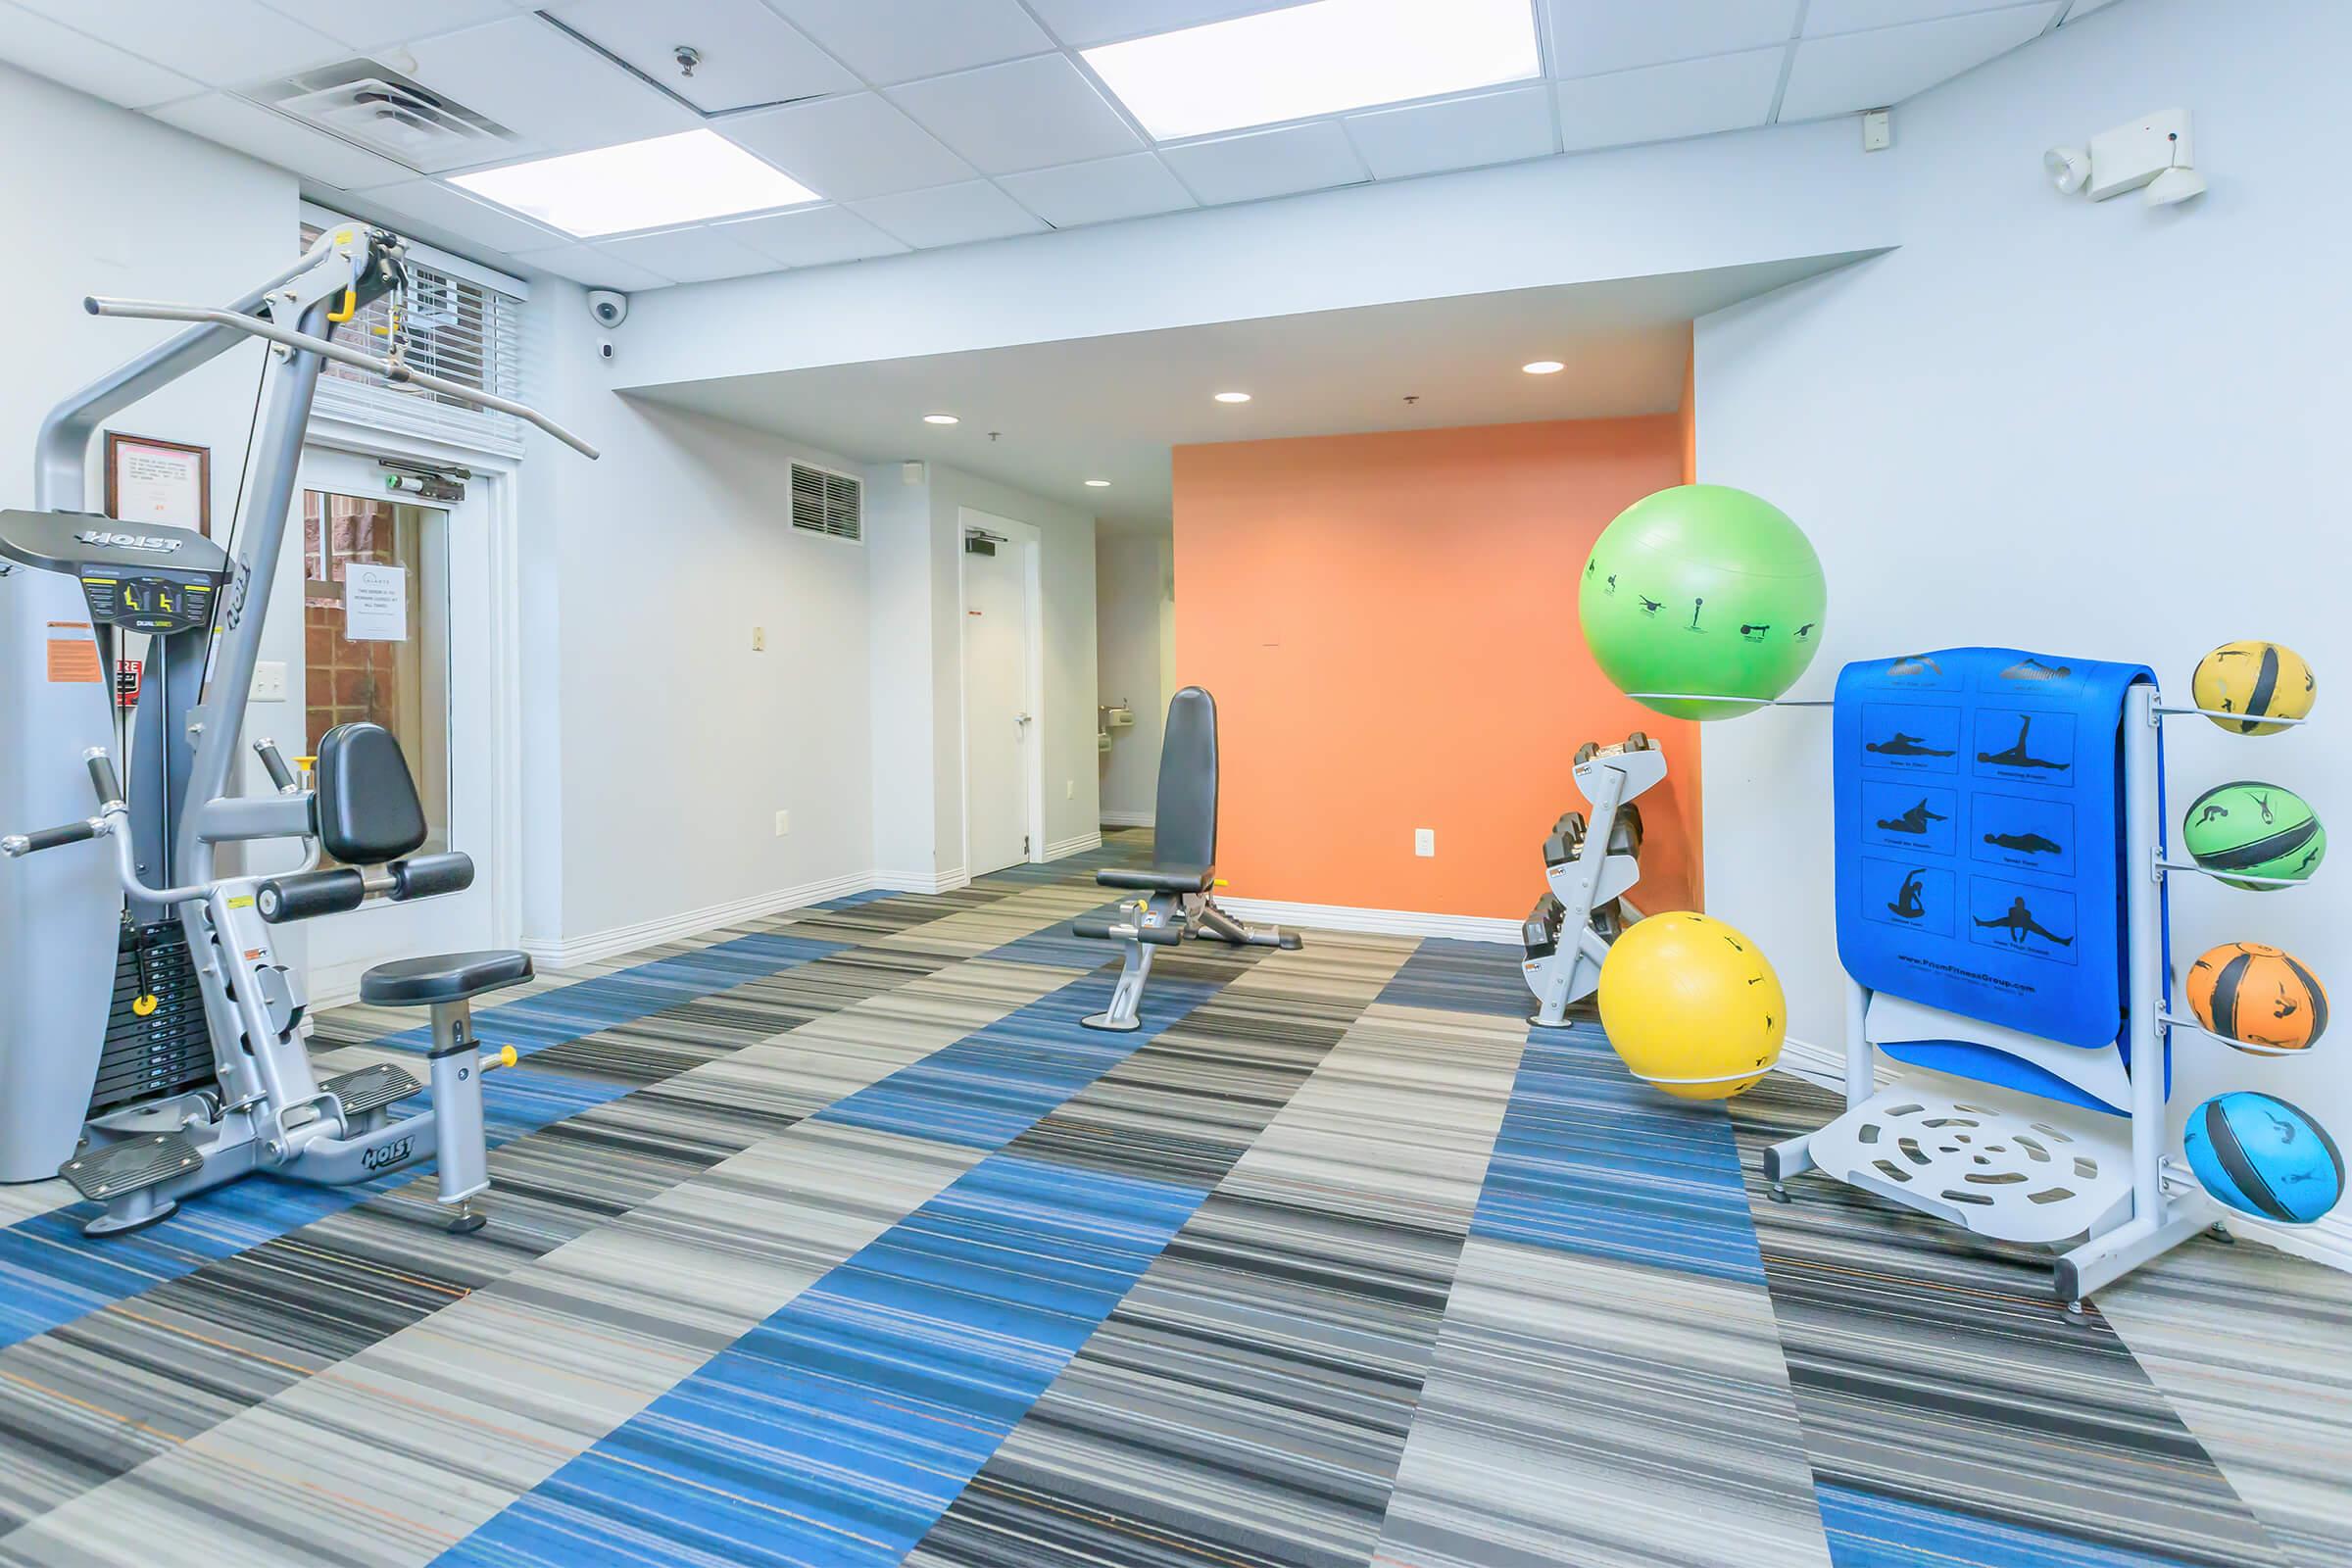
[1978,714,2070,771]
[1975,894,2073,947]
[1879,800,1949,835]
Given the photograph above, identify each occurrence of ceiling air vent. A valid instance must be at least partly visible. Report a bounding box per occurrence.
[790,465,862,542]
[247,60,520,175]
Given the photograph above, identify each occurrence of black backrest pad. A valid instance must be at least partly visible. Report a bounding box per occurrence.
[1154,686,1218,870]
[314,722,428,864]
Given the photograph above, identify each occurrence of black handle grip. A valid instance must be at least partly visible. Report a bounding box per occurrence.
[16,819,99,854]
[254,741,297,793]
[256,867,366,923]
[390,852,474,902]
[87,753,123,808]
[1072,919,1184,946]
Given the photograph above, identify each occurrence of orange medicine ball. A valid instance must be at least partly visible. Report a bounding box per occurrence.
[2186,942,2329,1052]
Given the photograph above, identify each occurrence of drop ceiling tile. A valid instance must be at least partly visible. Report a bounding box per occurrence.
[849,180,1048,248]
[149,92,414,187]
[1804,0,2041,33]
[513,242,670,290]
[543,0,857,113]
[11,0,345,85]
[404,15,697,159]
[1544,0,1800,75]
[260,0,517,53]
[0,3,199,108]
[595,224,778,282]
[1025,0,1303,48]
[357,175,572,252]
[1344,85,1555,180]
[1781,2,2060,119]
[889,54,1141,174]
[1159,121,1365,206]
[722,93,975,202]
[716,204,909,266]
[768,0,1051,85]
[999,153,1196,227]
[1554,47,1783,152]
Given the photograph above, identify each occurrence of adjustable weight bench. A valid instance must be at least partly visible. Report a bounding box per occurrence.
[1074,686,1300,1031]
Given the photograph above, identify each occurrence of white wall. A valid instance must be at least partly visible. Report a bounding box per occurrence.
[615,117,1898,393]
[1097,531,1175,825]
[1696,0,2350,1225]
[0,62,314,943]
[866,461,1100,885]
[517,281,876,953]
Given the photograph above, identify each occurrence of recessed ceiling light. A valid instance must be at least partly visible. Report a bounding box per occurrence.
[1523,360,1566,374]
[1084,0,1539,141]
[1214,391,1252,404]
[924,414,960,425]
[1085,479,1111,487]
[451,128,818,238]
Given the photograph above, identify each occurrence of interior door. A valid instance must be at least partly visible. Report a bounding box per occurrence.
[292,448,496,999]
[962,525,1035,878]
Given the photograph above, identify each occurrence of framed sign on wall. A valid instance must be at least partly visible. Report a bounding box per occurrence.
[105,432,210,534]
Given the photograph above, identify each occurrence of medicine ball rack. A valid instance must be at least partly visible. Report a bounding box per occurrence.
[1520,733,1666,1028]
[1734,671,2327,1309]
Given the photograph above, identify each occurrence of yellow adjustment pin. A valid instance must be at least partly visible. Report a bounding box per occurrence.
[490,1046,518,1069]
[1213,878,1229,888]
[131,995,159,1018]
[328,286,357,324]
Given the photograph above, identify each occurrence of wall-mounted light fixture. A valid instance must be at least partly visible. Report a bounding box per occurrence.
[2044,108,2206,208]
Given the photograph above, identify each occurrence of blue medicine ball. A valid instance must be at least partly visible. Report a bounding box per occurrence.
[2183,1092,2344,1225]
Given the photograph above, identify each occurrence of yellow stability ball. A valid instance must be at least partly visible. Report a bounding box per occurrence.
[1596,910,1786,1100]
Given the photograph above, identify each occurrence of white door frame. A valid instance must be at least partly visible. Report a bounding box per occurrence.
[957,507,1045,878]
[302,417,525,1000]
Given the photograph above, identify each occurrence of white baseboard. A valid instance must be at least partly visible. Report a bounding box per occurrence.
[1045,830,1102,860]
[1099,809,1153,829]
[518,869,872,969]
[1218,896,1520,945]
[871,865,969,895]
[1769,1037,2352,1276]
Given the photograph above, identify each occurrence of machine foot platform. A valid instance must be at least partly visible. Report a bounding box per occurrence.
[1082,1012,1141,1032]
[59,1130,202,1202]
[321,1062,425,1118]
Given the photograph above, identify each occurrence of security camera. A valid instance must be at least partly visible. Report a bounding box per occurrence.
[587,289,628,328]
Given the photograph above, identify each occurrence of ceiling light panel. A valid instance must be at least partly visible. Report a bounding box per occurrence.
[453,129,820,237]
[1084,0,1542,141]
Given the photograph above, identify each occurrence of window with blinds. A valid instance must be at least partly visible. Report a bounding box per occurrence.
[299,222,528,458]
[790,463,863,542]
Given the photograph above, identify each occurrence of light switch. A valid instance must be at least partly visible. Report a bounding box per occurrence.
[774,809,789,837]
[1414,828,1436,857]
[752,626,766,652]
[251,661,287,702]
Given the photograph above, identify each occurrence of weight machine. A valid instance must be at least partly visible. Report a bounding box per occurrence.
[0,223,597,1235]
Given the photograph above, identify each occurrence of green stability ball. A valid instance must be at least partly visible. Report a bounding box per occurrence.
[2182,780,2327,891]
[1579,484,1827,719]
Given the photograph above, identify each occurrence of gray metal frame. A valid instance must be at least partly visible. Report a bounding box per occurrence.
[1,224,591,1233]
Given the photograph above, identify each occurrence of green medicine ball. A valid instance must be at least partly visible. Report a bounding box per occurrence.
[1580,484,1828,719]
[2182,781,2328,891]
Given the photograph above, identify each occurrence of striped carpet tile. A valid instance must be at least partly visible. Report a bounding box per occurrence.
[0,894,1080,1559]
[1373,937,1539,1018]
[1472,1020,1766,1285]
[908,973,1527,1568]
[1371,1237,1832,1568]
[2096,1240,2352,1568]
[1731,1074,2296,1568]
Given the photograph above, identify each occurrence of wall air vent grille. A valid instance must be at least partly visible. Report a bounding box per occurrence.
[791,465,862,542]
[249,60,520,174]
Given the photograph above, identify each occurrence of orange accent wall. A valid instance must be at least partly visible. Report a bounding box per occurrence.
[1173,418,1702,921]
[1679,327,1697,484]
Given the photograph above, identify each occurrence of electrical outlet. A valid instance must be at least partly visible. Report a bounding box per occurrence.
[774,809,789,837]
[1414,828,1436,858]
[1065,779,1075,801]
[1861,108,1891,152]
[752,626,766,652]
[249,661,287,702]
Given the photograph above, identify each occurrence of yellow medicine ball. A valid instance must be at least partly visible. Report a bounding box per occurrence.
[2192,641,2315,735]
[1596,910,1786,1101]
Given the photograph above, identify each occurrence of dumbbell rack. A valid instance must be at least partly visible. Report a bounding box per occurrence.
[1522,735,1667,1028]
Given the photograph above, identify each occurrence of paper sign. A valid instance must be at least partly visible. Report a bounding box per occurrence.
[343,563,409,642]
[47,636,102,683]
[110,439,207,528]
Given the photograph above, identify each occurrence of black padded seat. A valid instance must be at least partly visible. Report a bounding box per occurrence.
[361,950,533,1007]
[1097,864,1215,894]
